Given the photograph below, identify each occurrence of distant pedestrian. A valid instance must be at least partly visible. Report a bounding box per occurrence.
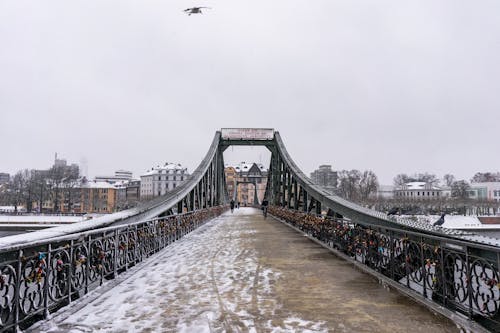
[261,199,269,219]
[230,200,235,213]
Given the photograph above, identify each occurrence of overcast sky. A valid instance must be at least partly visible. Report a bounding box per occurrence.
[0,0,499,184]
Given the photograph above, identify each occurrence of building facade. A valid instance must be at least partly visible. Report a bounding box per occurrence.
[470,182,500,202]
[394,182,442,200]
[225,162,267,206]
[79,181,117,214]
[225,167,237,199]
[140,163,189,200]
[125,180,141,205]
[0,173,10,184]
[310,165,338,193]
[95,170,133,184]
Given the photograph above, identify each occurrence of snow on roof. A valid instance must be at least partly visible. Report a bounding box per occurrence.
[82,181,116,189]
[113,180,129,188]
[231,162,267,172]
[399,182,440,191]
[141,163,187,177]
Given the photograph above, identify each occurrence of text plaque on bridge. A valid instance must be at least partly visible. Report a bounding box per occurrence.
[221,128,274,140]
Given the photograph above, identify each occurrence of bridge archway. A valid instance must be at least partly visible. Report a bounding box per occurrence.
[234,181,259,206]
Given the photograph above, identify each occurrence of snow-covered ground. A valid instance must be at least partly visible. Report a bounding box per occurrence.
[400,214,500,230]
[0,215,87,224]
[32,208,458,333]
[35,209,326,333]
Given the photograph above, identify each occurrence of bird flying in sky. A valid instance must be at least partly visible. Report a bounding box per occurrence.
[184,7,211,15]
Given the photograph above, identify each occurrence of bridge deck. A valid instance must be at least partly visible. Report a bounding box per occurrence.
[35,208,458,333]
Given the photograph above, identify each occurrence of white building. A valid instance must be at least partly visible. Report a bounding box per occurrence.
[95,170,133,184]
[394,182,442,199]
[140,163,189,200]
[470,182,500,202]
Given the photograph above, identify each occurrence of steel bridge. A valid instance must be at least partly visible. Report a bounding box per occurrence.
[1,128,500,332]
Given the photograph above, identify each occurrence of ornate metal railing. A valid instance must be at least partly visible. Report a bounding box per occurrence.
[269,206,500,331]
[0,206,227,332]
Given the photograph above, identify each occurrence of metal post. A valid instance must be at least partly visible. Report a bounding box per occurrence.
[85,235,91,294]
[14,249,23,332]
[440,241,446,305]
[404,238,410,288]
[465,247,473,318]
[389,231,395,280]
[68,239,74,304]
[421,237,427,298]
[114,229,119,278]
[43,244,51,318]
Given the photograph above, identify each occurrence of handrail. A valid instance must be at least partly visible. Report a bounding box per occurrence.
[269,206,499,331]
[273,132,500,247]
[0,206,227,332]
[0,132,222,250]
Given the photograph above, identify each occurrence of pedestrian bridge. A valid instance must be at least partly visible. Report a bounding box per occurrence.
[30,208,459,332]
[0,128,499,332]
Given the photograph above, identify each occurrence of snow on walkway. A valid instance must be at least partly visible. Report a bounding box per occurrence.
[35,208,458,333]
[37,208,325,333]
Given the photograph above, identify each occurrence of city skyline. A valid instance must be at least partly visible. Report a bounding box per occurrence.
[2,145,497,186]
[1,1,499,185]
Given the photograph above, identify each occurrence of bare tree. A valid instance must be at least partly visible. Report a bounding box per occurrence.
[48,165,65,213]
[338,169,379,202]
[9,172,25,213]
[471,172,500,183]
[358,170,379,201]
[414,173,440,186]
[337,170,361,201]
[393,174,410,187]
[451,180,471,199]
[443,174,455,187]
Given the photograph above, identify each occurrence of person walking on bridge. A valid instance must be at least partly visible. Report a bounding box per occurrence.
[230,200,235,213]
[261,199,269,219]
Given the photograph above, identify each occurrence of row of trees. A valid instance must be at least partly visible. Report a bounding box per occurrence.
[333,170,480,203]
[393,172,500,187]
[315,169,499,209]
[336,170,379,202]
[0,165,80,213]
[369,197,499,216]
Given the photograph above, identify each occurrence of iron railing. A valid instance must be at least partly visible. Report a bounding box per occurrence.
[269,206,500,332]
[0,206,227,332]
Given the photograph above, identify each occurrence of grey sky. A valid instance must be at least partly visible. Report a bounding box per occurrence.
[0,0,499,184]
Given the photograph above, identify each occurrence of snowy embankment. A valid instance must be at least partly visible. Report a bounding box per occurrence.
[402,214,500,230]
[0,215,87,224]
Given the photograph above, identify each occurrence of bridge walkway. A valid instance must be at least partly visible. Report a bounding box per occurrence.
[33,208,459,333]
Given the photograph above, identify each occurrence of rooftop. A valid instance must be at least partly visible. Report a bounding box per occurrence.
[228,162,267,173]
[141,163,188,176]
